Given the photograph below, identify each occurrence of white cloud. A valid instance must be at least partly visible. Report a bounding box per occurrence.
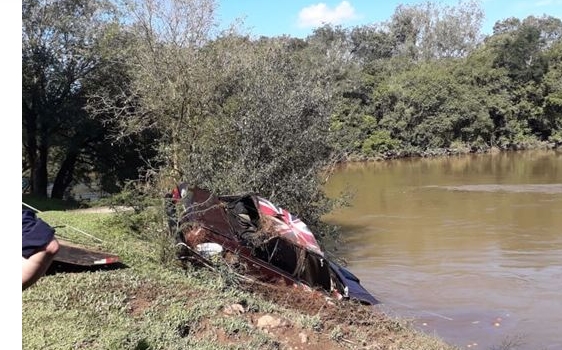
[297,1,358,28]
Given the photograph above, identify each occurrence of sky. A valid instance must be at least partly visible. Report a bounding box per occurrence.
[216,0,562,38]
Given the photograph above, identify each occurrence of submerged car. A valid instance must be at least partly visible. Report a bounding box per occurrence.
[166,185,378,305]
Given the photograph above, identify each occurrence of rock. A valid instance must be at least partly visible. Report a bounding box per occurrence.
[299,332,308,344]
[256,315,282,329]
[223,303,245,315]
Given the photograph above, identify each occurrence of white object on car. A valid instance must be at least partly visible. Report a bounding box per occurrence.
[195,242,223,258]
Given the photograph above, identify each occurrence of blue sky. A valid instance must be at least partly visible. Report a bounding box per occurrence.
[216,0,562,38]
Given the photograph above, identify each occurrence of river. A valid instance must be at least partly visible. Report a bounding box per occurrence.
[323,150,562,350]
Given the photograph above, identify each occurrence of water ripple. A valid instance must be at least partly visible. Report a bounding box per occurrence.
[428,184,562,194]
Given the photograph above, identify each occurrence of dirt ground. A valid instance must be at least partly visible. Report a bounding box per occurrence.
[234,280,402,349]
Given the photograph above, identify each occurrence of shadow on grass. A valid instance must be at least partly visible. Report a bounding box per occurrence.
[47,261,129,275]
[23,194,86,211]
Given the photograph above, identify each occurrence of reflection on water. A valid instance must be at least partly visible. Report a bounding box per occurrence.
[433,184,562,194]
[324,150,562,350]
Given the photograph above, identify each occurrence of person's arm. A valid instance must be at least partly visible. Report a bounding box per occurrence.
[22,238,59,290]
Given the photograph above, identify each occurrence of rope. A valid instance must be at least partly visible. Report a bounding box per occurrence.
[22,202,104,243]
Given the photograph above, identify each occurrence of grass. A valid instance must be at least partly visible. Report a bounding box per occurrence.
[23,193,85,211]
[22,197,461,350]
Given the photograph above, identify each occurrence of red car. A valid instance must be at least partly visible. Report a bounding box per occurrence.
[166,186,378,305]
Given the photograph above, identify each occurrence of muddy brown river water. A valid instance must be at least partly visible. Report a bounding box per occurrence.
[324,150,562,350]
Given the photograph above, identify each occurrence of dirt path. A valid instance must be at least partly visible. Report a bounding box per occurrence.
[69,206,133,214]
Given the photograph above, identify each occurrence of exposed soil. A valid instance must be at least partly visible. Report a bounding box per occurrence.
[117,269,402,349]
[235,279,403,349]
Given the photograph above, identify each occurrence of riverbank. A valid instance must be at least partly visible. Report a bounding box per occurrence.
[22,209,460,350]
[343,141,560,162]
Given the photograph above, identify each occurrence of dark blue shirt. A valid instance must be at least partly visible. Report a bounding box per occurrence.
[22,210,55,258]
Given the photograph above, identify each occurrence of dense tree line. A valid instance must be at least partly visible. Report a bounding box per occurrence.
[22,0,562,235]
[326,4,562,159]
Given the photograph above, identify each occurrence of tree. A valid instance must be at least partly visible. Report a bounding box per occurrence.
[385,0,483,61]
[542,40,562,143]
[87,0,347,236]
[22,0,120,197]
[492,16,562,83]
[195,36,343,223]
[88,0,218,178]
[371,61,492,151]
[488,16,562,143]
